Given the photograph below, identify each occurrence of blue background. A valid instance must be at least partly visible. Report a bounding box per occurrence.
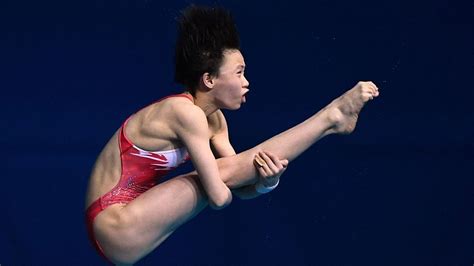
[1,0,472,265]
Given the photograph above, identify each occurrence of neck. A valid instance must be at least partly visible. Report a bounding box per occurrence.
[183,90,219,117]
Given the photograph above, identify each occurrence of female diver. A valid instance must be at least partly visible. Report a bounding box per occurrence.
[85,5,380,265]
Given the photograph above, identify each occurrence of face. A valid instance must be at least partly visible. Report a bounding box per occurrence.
[210,49,250,110]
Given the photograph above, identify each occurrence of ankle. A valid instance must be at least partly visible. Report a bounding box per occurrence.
[321,107,342,134]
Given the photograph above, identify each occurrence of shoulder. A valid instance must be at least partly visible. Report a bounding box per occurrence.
[159,98,208,136]
[140,95,206,136]
[146,95,202,122]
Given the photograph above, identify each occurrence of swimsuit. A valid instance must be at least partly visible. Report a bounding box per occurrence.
[85,93,193,261]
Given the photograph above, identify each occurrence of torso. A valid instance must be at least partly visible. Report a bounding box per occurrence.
[85,93,223,208]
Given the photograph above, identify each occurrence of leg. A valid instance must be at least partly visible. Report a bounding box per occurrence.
[96,81,379,264]
[215,107,333,188]
[215,81,380,187]
[94,173,208,264]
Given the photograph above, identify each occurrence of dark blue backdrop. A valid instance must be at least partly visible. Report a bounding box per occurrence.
[1,0,472,265]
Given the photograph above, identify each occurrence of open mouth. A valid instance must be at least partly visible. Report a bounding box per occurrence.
[241,90,249,103]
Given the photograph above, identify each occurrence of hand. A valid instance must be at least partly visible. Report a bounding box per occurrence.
[253,151,289,187]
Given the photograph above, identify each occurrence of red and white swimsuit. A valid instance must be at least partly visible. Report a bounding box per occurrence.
[85,93,193,261]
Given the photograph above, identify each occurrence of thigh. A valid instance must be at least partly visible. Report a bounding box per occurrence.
[94,147,261,264]
[94,173,208,264]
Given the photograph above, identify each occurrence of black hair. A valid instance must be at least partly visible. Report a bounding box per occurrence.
[174,5,240,94]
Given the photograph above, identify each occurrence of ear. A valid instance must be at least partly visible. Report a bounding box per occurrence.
[201,72,216,90]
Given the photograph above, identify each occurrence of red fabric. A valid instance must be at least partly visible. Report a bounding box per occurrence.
[85,93,193,262]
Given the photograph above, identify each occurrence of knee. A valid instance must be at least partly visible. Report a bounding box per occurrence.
[98,212,144,264]
[110,256,137,266]
[101,238,142,265]
[110,254,142,265]
[103,232,144,265]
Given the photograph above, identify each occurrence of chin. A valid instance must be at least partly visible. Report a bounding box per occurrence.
[228,103,242,110]
[229,106,241,111]
[221,100,243,110]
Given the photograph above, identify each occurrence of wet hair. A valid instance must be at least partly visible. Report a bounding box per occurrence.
[174,5,240,94]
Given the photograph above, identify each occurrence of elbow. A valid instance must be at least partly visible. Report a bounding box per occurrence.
[209,191,233,210]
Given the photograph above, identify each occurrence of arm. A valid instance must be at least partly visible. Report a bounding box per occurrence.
[209,111,287,200]
[172,105,232,210]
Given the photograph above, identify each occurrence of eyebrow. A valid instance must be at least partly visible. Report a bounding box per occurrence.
[236,65,246,70]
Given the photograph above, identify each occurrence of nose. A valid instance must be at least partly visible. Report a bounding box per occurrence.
[242,75,250,88]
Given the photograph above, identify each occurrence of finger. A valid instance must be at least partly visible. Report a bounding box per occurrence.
[253,158,269,176]
[259,152,279,174]
[254,154,266,168]
[254,154,271,174]
[280,159,289,168]
[254,161,268,178]
[262,151,283,169]
[256,154,273,175]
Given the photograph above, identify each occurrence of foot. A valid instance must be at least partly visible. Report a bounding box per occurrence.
[326,81,380,134]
